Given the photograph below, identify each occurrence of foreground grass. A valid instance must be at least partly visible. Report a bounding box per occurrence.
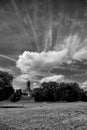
[0,101,87,130]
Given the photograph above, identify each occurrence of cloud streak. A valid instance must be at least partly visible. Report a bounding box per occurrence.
[0,54,16,62]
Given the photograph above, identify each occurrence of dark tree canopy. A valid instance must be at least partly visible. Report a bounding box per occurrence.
[0,71,14,101]
[10,89,22,102]
[32,81,87,102]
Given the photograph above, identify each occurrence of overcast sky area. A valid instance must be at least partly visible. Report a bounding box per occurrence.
[0,0,87,89]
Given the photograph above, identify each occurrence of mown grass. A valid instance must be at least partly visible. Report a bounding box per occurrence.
[0,101,87,130]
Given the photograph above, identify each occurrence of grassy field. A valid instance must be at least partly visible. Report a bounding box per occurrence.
[0,101,87,130]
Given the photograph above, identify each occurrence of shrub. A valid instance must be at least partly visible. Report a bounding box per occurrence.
[10,93,21,102]
[10,89,23,102]
[79,89,87,101]
[15,89,23,96]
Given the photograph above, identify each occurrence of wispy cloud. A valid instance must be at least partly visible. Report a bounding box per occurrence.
[0,67,12,73]
[0,54,16,62]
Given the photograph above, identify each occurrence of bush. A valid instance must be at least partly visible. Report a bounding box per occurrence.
[0,71,14,101]
[33,82,87,102]
[10,89,22,102]
[10,94,21,102]
[15,89,23,96]
[79,89,87,101]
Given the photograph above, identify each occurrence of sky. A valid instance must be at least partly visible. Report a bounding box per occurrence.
[0,0,87,89]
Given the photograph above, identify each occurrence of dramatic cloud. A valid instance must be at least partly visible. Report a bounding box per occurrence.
[16,49,68,75]
[40,75,65,83]
[1,0,87,89]
[16,34,87,79]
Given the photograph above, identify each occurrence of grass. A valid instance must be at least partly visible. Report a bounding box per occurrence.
[0,101,87,130]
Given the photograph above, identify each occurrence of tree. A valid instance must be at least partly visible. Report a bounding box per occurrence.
[79,89,87,101]
[58,82,81,102]
[10,89,22,102]
[32,81,86,102]
[0,71,14,101]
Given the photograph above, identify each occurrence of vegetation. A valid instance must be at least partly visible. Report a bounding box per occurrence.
[0,71,14,101]
[31,81,87,102]
[10,89,23,102]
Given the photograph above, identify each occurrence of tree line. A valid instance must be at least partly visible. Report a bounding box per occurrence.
[0,70,87,102]
[27,81,87,102]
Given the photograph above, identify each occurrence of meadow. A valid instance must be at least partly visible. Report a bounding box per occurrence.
[0,101,87,130]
